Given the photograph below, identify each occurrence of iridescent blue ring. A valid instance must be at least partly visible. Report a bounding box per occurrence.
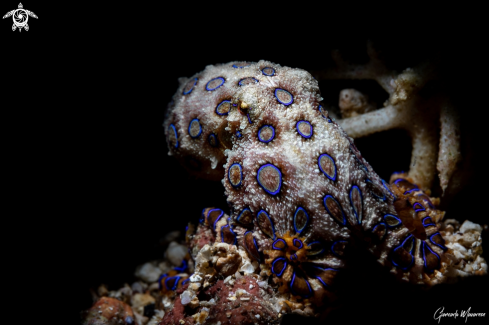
[272,238,287,250]
[258,125,275,143]
[429,232,447,251]
[188,118,202,138]
[174,259,187,273]
[165,276,181,291]
[228,163,243,188]
[237,207,252,224]
[306,241,325,255]
[383,213,402,228]
[215,100,231,116]
[296,120,313,138]
[349,185,363,224]
[169,124,179,148]
[323,194,346,225]
[182,78,198,95]
[382,179,396,198]
[238,77,259,86]
[293,207,309,235]
[208,133,219,147]
[262,67,275,76]
[221,225,237,245]
[293,238,303,249]
[290,272,312,298]
[256,164,282,195]
[422,241,441,273]
[274,88,294,106]
[271,257,287,277]
[318,153,337,181]
[391,235,415,270]
[206,77,225,91]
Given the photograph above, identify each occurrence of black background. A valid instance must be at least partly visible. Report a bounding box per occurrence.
[2,2,487,324]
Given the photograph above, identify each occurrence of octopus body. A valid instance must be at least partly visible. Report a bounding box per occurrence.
[163,61,452,305]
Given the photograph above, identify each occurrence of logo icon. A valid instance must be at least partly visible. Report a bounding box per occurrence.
[3,3,37,32]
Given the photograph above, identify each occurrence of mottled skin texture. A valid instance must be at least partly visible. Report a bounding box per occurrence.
[164,61,450,305]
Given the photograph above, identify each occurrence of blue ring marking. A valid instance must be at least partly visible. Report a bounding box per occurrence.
[318,105,332,122]
[215,100,231,116]
[290,254,298,261]
[272,238,287,250]
[169,124,179,148]
[383,214,402,228]
[331,240,347,257]
[417,193,435,209]
[208,133,219,147]
[181,278,189,286]
[289,272,312,298]
[256,209,276,240]
[157,273,168,290]
[365,178,386,201]
[236,130,242,138]
[293,207,309,235]
[372,222,387,240]
[244,231,261,262]
[206,77,225,91]
[306,241,325,255]
[256,164,282,195]
[429,232,447,251]
[393,171,405,175]
[258,125,275,143]
[247,113,253,124]
[165,276,181,291]
[382,179,396,198]
[391,235,415,270]
[422,217,436,228]
[174,259,187,273]
[274,88,294,106]
[293,238,303,249]
[318,153,337,181]
[221,225,237,245]
[228,163,243,188]
[323,194,346,225]
[310,265,337,289]
[296,120,313,138]
[182,78,198,95]
[349,185,363,224]
[188,118,202,138]
[209,208,224,230]
[422,241,441,273]
[413,202,425,212]
[238,77,259,86]
[237,208,252,224]
[261,67,275,76]
[271,257,287,277]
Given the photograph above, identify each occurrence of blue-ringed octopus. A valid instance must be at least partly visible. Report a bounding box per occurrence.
[162,60,484,309]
